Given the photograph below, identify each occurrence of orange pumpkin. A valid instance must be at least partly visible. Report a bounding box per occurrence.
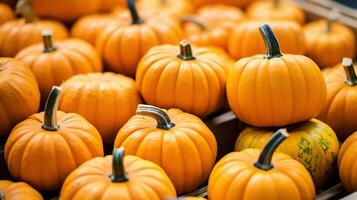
[136,40,228,117]
[137,0,194,17]
[0,58,40,137]
[0,3,14,25]
[114,105,217,194]
[208,129,315,200]
[96,0,183,77]
[303,16,356,68]
[5,86,104,191]
[15,31,102,106]
[180,198,206,200]
[0,1,68,57]
[227,24,326,127]
[318,58,357,140]
[99,0,125,11]
[0,180,43,200]
[246,0,305,25]
[338,131,357,193]
[59,72,142,144]
[60,148,176,200]
[228,20,305,59]
[191,0,253,8]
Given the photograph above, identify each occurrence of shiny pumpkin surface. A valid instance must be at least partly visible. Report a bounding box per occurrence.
[0,180,43,200]
[0,3,14,25]
[338,132,357,193]
[235,119,339,189]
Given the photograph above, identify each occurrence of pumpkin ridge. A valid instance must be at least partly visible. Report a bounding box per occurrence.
[155,59,176,106]
[280,57,296,123]
[191,61,210,115]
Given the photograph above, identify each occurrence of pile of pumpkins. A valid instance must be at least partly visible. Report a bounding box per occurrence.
[0,0,356,199]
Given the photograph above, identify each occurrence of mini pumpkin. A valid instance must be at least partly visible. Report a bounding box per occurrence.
[246,0,305,25]
[235,119,339,189]
[60,148,176,200]
[114,105,217,194]
[136,40,228,117]
[228,20,305,59]
[0,1,68,57]
[209,129,315,200]
[137,0,194,18]
[0,180,43,200]
[227,24,326,127]
[338,131,357,193]
[59,72,142,144]
[96,0,183,77]
[0,3,14,25]
[0,58,40,137]
[15,31,102,106]
[5,86,104,191]
[318,58,357,140]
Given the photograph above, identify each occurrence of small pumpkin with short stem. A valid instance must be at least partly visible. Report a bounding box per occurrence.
[96,0,183,77]
[114,104,217,194]
[0,3,14,25]
[227,24,326,127]
[318,58,357,140]
[60,147,176,200]
[137,0,194,18]
[209,129,315,200]
[5,86,104,191]
[59,72,142,144]
[15,31,102,106]
[0,0,68,57]
[0,180,43,200]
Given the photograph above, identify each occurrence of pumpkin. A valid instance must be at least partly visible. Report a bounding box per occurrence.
[136,40,228,117]
[114,104,217,194]
[303,15,356,68]
[191,0,253,8]
[137,0,194,18]
[235,119,339,189]
[0,58,40,137]
[60,147,176,200]
[15,31,102,106]
[338,131,357,193]
[0,1,68,57]
[59,72,142,144]
[99,0,125,12]
[228,20,305,59]
[246,0,305,25]
[227,24,326,127]
[180,198,206,200]
[0,180,43,200]
[0,3,14,25]
[317,58,357,140]
[4,86,104,191]
[96,0,183,77]
[209,129,315,200]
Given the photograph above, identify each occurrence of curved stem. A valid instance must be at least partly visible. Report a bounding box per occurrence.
[110,148,129,182]
[180,16,208,30]
[327,9,339,33]
[42,30,57,53]
[0,192,4,200]
[15,0,37,23]
[42,86,61,131]
[259,24,282,59]
[254,128,289,170]
[273,0,280,8]
[127,0,143,24]
[342,57,357,86]
[136,104,175,130]
[177,40,196,61]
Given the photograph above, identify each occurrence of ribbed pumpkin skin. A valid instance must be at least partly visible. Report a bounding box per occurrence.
[208,149,315,200]
[303,20,356,68]
[228,20,305,59]
[0,58,40,137]
[136,45,228,117]
[247,0,305,25]
[0,180,43,200]
[114,108,217,194]
[60,155,176,200]
[338,132,357,193]
[59,73,142,144]
[227,54,326,127]
[235,119,339,189]
[0,3,14,25]
[137,0,194,17]
[15,39,102,106]
[4,111,104,191]
[317,65,357,140]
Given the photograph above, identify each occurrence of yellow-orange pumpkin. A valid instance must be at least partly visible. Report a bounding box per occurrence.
[0,3,14,25]
[0,180,43,200]
[137,0,194,18]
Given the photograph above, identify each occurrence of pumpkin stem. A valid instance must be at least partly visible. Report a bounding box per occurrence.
[42,86,61,131]
[254,128,289,170]
[42,30,57,53]
[0,192,4,200]
[342,57,357,86]
[259,24,282,59]
[136,104,175,130]
[110,147,129,182]
[127,0,143,24]
[15,0,37,23]
[177,40,196,61]
[327,9,339,33]
[180,16,208,30]
[273,0,280,8]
